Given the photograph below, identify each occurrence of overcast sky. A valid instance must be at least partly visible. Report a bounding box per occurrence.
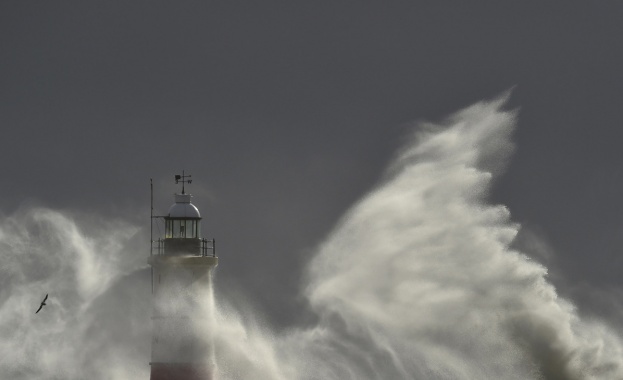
[2,1,623,328]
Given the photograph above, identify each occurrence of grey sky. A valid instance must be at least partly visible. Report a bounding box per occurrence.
[2,1,623,328]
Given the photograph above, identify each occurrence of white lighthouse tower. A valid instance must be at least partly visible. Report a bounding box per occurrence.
[148,172,218,380]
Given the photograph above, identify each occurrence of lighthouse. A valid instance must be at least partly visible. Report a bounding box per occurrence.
[148,173,218,380]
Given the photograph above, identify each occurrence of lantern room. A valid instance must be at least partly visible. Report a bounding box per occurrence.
[166,193,201,239]
[163,193,203,255]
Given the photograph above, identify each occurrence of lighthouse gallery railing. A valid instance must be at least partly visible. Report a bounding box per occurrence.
[151,238,216,257]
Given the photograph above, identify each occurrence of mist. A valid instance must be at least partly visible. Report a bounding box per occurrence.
[0,207,151,379]
[2,95,623,379]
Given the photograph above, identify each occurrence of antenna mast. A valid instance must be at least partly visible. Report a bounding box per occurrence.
[150,178,154,293]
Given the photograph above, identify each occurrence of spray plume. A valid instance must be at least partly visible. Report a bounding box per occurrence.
[0,207,150,379]
[213,93,623,380]
[1,94,622,380]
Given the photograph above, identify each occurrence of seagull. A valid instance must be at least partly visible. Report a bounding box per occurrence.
[35,294,48,314]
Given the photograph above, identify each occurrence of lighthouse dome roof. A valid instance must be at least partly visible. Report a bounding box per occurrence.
[168,193,201,218]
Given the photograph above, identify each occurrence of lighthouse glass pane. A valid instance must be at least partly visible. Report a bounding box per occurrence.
[188,220,197,238]
[165,219,199,238]
[173,220,182,238]
[165,220,172,238]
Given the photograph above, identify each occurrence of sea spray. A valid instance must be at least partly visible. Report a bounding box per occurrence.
[299,94,623,379]
[0,207,150,379]
[213,94,623,379]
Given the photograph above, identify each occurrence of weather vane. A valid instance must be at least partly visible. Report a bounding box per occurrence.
[175,170,192,194]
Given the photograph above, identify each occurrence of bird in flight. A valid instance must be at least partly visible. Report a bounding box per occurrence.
[35,294,48,314]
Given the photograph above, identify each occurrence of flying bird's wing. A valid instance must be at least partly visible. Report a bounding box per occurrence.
[35,294,49,314]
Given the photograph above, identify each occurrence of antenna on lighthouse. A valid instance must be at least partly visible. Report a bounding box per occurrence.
[174,170,192,194]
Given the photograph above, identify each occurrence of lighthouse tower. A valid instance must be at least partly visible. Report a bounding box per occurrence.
[149,173,218,380]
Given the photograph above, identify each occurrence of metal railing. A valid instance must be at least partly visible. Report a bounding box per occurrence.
[202,238,216,257]
[151,238,216,257]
